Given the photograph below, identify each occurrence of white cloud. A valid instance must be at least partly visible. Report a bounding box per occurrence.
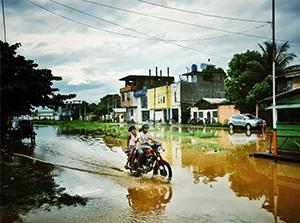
[6,0,300,102]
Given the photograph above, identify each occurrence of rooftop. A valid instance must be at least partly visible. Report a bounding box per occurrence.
[261,87,300,102]
[192,98,226,107]
[119,75,174,81]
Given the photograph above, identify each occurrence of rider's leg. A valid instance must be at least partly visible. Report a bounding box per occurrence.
[136,148,144,167]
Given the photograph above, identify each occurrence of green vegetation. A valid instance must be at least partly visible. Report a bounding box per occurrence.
[225,41,296,112]
[179,123,229,129]
[175,131,219,138]
[34,120,221,139]
[34,120,129,140]
[1,41,75,133]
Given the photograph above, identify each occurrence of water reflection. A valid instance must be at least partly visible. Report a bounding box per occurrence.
[158,126,300,223]
[8,125,300,223]
[127,184,173,212]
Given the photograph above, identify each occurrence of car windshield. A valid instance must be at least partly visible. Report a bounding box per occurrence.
[245,114,256,119]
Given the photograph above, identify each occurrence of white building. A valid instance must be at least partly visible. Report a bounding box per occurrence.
[170,82,182,123]
[190,98,226,123]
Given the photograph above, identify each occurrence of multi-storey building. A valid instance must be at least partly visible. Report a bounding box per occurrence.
[171,63,225,123]
[119,70,174,123]
[147,85,172,122]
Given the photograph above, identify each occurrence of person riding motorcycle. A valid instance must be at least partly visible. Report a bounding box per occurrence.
[135,124,156,170]
[124,125,137,169]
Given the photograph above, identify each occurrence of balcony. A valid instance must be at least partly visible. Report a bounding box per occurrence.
[120,85,138,93]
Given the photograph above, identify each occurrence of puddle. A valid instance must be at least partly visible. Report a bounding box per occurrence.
[2,125,300,223]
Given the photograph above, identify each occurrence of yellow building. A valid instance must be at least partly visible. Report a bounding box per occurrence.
[148,85,172,122]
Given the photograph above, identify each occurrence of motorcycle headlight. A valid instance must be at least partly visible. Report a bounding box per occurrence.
[157,146,163,152]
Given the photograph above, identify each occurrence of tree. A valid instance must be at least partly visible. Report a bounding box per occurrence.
[0,41,75,131]
[225,41,297,112]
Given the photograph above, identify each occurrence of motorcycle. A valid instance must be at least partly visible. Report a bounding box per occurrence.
[126,143,172,181]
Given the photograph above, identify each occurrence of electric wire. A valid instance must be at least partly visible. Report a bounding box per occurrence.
[81,0,268,41]
[35,0,228,58]
[136,0,269,24]
[25,0,153,41]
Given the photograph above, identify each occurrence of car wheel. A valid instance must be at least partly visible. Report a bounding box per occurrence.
[246,124,251,130]
[229,124,234,130]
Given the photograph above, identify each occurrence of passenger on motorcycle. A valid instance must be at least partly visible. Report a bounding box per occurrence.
[135,124,157,169]
[124,125,137,169]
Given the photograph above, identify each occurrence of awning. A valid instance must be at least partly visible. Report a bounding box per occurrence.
[266,104,300,110]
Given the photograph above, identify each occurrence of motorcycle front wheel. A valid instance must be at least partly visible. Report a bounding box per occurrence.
[153,160,172,181]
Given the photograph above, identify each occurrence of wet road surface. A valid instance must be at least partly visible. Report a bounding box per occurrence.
[8,125,300,223]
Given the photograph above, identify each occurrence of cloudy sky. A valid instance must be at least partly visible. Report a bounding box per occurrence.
[4,0,300,102]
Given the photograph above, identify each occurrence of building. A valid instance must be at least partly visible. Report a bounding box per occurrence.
[277,65,300,92]
[170,82,182,123]
[148,85,172,122]
[119,69,174,123]
[112,108,126,123]
[34,107,59,120]
[254,88,300,161]
[170,63,226,123]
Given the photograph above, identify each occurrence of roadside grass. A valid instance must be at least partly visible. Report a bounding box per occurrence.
[33,120,220,139]
[174,131,219,138]
[181,139,224,152]
[34,120,129,140]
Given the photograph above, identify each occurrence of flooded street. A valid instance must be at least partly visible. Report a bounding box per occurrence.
[9,125,300,223]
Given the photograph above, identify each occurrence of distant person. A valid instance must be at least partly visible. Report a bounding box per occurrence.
[124,126,137,169]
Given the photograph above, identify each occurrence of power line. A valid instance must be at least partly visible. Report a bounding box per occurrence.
[65,0,300,45]
[169,24,267,42]
[25,0,152,40]
[81,0,267,41]
[25,0,227,58]
[137,0,270,24]
[46,0,228,58]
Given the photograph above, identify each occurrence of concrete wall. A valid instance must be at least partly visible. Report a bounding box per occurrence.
[120,91,135,108]
[180,72,225,106]
[190,107,218,122]
[217,105,240,124]
[148,85,172,110]
[292,77,300,89]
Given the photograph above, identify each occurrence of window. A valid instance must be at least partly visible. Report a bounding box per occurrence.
[193,112,197,118]
[127,93,130,101]
[287,80,292,91]
[141,96,147,109]
[174,92,177,102]
[213,111,217,118]
[245,114,255,119]
[121,93,125,101]
[198,112,203,118]
[162,96,165,103]
[130,109,134,116]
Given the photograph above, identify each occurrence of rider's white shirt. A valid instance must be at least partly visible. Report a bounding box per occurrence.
[129,133,137,147]
[137,131,151,145]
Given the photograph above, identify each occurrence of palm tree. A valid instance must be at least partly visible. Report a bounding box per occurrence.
[258,41,297,76]
[245,41,297,105]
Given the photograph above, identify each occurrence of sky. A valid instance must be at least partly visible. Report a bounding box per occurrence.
[3,0,300,102]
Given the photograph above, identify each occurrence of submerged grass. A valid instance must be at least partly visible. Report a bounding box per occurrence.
[174,131,219,138]
[33,120,219,140]
[34,120,128,140]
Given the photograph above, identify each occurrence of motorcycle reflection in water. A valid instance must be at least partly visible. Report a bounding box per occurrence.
[127,185,173,212]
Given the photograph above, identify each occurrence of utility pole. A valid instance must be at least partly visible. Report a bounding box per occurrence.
[272,0,277,158]
[1,0,6,42]
[154,67,158,125]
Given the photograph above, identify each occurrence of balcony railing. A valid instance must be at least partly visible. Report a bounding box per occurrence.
[120,85,138,93]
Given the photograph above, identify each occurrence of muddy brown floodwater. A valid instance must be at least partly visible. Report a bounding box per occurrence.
[6,125,300,223]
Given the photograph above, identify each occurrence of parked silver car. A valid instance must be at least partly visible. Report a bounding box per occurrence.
[228,114,265,130]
